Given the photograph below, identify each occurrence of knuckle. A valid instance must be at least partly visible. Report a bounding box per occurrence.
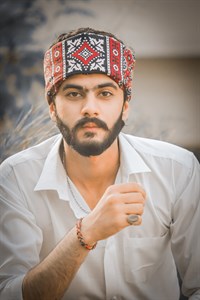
[139,193,145,202]
[107,184,116,193]
[139,203,144,214]
[107,194,117,205]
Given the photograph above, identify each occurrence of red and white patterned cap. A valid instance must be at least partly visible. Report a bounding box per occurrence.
[44,32,135,102]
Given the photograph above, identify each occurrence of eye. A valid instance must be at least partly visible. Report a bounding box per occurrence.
[99,90,113,97]
[65,91,82,99]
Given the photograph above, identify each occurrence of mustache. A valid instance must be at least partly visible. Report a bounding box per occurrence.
[73,117,109,131]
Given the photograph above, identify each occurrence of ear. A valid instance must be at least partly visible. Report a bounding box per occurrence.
[49,102,56,122]
[122,100,129,122]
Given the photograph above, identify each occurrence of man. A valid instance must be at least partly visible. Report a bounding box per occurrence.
[0,27,199,300]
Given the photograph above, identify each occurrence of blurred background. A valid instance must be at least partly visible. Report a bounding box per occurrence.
[0,1,199,298]
[0,0,200,162]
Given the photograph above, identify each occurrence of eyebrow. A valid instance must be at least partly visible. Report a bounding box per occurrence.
[62,84,84,91]
[96,83,118,90]
[62,82,118,92]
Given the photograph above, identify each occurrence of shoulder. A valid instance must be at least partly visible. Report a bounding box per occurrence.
[121,133,196,169]
[0,134,61,176]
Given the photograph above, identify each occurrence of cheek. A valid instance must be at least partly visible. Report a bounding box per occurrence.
[55,103,77,122]
[107,105,123,123]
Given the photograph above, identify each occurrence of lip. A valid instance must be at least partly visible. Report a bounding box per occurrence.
[82,122,99,129]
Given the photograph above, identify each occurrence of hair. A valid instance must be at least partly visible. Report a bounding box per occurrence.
[47,27,130,103]
[49,27,124,49]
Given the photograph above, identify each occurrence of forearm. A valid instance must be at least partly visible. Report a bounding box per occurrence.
[22,182,146,299]
[22,226,89,300]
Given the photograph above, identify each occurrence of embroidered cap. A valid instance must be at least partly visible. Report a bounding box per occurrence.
[44,32,135,102]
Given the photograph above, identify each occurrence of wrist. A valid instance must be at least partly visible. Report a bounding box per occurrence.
[76,218,97,250]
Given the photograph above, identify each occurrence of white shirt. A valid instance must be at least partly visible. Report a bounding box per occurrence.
[0,133,199,300]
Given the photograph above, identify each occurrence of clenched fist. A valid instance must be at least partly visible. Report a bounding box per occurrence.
[81,182,146,245]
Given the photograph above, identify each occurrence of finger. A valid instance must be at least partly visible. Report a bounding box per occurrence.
[108,182,146,199]
[124,203,144,215]
[119,192,146,204]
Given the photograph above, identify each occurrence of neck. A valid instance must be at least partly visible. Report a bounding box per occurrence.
[62,138,120,209]
[63,138,120,184]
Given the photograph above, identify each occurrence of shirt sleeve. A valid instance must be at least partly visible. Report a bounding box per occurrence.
[0,161,43,299]
[170,153,200,299]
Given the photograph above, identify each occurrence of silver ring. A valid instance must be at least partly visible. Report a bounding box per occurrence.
[127,214,139,225]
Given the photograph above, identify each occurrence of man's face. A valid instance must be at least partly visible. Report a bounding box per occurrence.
[49,74,129,156]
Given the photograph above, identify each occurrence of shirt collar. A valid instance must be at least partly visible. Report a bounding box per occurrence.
[34,133,151,198]
[34,135,70,200]
[118,133,151,175]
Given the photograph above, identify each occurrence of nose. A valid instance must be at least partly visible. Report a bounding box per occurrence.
[81,93,99,117]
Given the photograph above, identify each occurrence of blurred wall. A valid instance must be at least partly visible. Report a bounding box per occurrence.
[127,58,200,149]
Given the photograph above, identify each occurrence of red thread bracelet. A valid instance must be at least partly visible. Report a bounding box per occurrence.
[76,218,97,250]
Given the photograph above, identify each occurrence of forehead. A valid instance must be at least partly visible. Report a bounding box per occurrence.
[59,73,120,90]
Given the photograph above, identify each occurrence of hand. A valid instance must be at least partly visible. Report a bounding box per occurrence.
[81,182,146,245]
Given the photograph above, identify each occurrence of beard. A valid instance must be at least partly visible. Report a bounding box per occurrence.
[55,109,125,157]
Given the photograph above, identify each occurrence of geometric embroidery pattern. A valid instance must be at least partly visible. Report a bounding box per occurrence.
[65,34,107,74]
[44,32,135,101]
